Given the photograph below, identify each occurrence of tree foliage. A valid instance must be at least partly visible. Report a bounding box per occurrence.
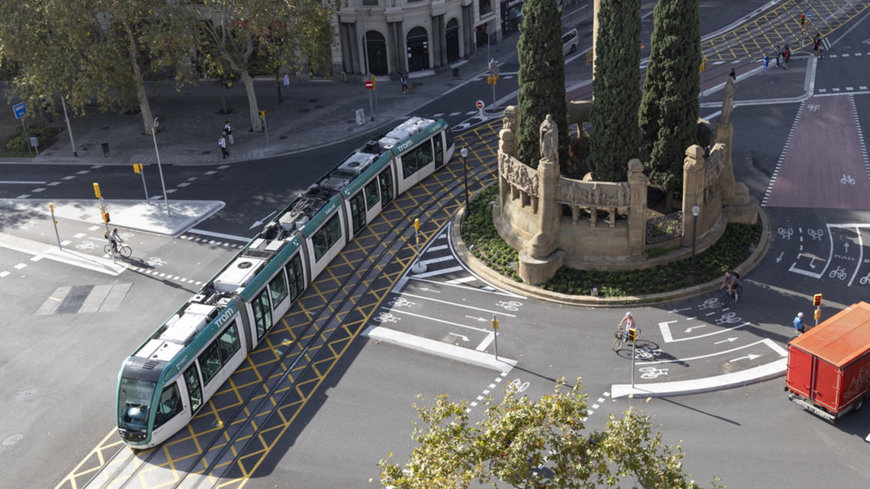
[588,0,641,182]
[516,0,568,169]
[638,0,701,195]
[379,379,723,489]
[198,0,333,132]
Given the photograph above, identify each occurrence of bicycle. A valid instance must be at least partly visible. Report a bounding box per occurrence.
[104,243,132,258]
[720,284,743,307]
[612,326,641,352]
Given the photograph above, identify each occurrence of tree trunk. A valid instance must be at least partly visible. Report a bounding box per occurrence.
[124,22,154,135]
[275,73,283,104]
[219,82,227,114]
[240,71,261,132]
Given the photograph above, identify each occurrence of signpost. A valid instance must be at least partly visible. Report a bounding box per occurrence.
[12,102,32,155]
[365,77,375,121]
[476,99,485,118]
[487,59,500,107]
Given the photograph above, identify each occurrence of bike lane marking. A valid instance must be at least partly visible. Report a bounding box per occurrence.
[658,319,750,343]
[765,95,870,209]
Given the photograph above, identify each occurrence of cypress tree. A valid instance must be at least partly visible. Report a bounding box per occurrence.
[588,0,642,182]
[638,0,701,196]
[516,0,568,169]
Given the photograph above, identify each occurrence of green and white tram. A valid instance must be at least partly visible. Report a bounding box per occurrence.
[116,117,454,448]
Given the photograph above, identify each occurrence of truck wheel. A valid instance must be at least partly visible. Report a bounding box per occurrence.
[854,398,864,412]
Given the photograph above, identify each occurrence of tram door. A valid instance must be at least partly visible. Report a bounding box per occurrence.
[378,169,394,207]
[434,134,444,169]
[349,192,366,234]
[183,365,203,413]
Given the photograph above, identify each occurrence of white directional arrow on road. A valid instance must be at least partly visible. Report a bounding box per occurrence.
[729,353,761,363]
[844,242,850,252]
[776,251,784,263]
[714,337,739,344]
[248,210,277,229]
[668,306,693,313]
[447,332,469,342]
[465,315,488,322]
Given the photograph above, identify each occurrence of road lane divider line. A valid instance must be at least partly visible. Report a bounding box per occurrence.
[384,307,491,333]
[636,338,787,366]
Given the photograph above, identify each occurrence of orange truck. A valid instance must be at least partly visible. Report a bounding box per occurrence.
[785,301,870,421]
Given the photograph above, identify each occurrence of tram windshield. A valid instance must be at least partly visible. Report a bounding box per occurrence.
[117,377,156,431]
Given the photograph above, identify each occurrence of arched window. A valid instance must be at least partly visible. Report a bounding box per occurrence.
[406,27,430,72]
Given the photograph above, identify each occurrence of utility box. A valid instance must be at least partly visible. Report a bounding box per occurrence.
[786,301,870,421]
[355,109,365,126]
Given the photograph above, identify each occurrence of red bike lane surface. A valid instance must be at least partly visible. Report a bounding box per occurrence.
[764,95,870,209]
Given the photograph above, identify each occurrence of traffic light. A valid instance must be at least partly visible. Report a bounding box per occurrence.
[813,294,822,307]
[133,163,143,174]
[627,328,638,342]
[93,182,102,199]
[258,110,266,119]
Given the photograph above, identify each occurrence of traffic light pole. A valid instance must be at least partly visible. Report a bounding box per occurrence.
[631,340,637,388]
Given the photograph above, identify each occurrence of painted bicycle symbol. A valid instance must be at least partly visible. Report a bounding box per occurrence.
[146,257,166,267]
[75,240,97,250]
[807,228,824,241]
[829,266,847,280]
[507,378,530,393]
[496,300,523,312]
[841,174,856,185]
[714,312,742,325]
[388,297,416,308]
[859,272,870,285]
[638,366,669,379]
[777,227,793,240]
[697,298,720,310]
[374,312,401,324]
[634,347,663,361]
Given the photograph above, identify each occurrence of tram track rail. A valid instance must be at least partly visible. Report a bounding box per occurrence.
[64,124,499,489]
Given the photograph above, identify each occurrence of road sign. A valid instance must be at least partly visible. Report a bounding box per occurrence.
[476,100,485,110]
[12,102,26,119]
[365,80,374,89]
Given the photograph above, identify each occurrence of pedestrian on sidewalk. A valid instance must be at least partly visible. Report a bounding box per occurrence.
[224,121,233,145]
[219,133,229,159]
[400,74,408,94]
[729,68,736,81]
[784,44,791,67]
[793,312,807,334]
[763,54,770,72]
[283,73,290,93]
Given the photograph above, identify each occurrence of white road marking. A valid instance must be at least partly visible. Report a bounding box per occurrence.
[427,244,448,252]
[420,255,455,265]
[476,332,494,351]
[62,176,75,180]
[659,320,749,343]
[638,338,786,365]
[398,291,516,317]
[410,265,464,278]
[47,181,61,186]
[14,263,27,270]
[0,271,9,278]
[16,194,30,199]
[0,181,46,184]
[445,276,477,285]
[186,228,250,242]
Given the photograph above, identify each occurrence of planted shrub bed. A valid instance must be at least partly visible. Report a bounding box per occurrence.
[461,184,762,297]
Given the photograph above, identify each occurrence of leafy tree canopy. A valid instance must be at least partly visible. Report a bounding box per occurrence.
[379,378,723,489]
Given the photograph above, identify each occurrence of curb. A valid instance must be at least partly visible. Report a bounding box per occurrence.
[450,187,773,307]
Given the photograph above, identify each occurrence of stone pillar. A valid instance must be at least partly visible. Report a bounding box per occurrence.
[626,159,647,256]
[717,78,736,203]
[681,145,705,247]
[498,106,518,210]
[528,115,560,260]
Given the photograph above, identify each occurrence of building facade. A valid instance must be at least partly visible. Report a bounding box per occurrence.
[332,0,501,78]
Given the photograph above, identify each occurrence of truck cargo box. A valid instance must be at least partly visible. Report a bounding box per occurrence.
[786,302,870,420]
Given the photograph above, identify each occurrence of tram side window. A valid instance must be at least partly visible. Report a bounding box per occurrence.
[183,365,203,413]
[199,323,242,385]
[401,140,433,179]
[446,129,454,151]
[154,383,183,428]
[269,271,288,306]
[286,254,305,301]
[312,213,342,261]
[364,180,380,209]
[252,289,272,340]
[378,169,394,206]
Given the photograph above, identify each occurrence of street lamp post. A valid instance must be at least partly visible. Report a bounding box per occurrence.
[151,117,170,215]
[460,147,469,211]
[690,204,700,283]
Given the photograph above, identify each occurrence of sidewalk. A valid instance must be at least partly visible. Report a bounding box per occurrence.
[0,41,515,168]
